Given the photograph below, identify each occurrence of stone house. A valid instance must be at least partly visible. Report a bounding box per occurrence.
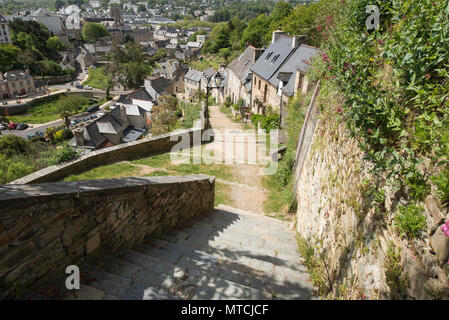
[226,45,264,108]
[250,30,318,115]
[200,67,216,94]
[210,67,227,105]
[184,68,203,99]
[1,70,36,98]
[71,105,147,149]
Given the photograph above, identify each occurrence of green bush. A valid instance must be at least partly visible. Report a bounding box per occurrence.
[0,135,30,157]
[0,154,35,184]
[260,114,279,131]
[432,170,449,208]
[394,204,426,239]
[250,114,265,126]
[46,144,79,165]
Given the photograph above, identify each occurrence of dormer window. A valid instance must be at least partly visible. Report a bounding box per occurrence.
[271,54,280,64]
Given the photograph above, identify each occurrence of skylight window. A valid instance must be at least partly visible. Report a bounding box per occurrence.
[265,52,273,61]
[271,54,280,64]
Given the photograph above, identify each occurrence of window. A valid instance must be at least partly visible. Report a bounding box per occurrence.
[258,79,261,90]
[265,52,273,61]
[271,54,280,64]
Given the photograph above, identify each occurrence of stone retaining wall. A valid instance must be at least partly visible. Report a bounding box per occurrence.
[0,174,215,298]
[295,100,449,299]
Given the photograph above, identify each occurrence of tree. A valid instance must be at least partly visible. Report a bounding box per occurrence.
[241,14,272,48]
[57,95,86,129]
[55,0,65,10]
[47,36,66,52]
[0,44,20,72]
[151,95,179,135]
[82,22,109,43]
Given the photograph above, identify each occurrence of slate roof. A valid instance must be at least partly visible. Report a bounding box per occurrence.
[203,67,216,79]
[127,87,153,101]
[185,69,203,82]
[273,44,319,96]
[124,104,146,117]
[250,35,295,82]
[3,70,33,81]
[228,46,260,81]
[149,76,171,95]
[123,126,146,143]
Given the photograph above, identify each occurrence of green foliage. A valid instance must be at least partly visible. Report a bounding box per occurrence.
[82,22,109,43]
[179,101,202,129]
[84,67,108,90]
[46,36,65,52]
[241,14,271,48]
[45,143,79,166]
[431,169,449,207]
[0,44,20,72]
[296,235,332,296]
[260,114,280,131]
[384,243,408,299]
[394,204,426,239]
[0,135,30,157]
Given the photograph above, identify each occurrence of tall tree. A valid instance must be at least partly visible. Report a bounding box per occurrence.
[241,14,271,48]
[57,95,86,129]
[0,44,20,72]
[82,22,109,43]
[151,95,179,135]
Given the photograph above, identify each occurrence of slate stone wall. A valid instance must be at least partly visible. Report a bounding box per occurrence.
[0,174,215,298]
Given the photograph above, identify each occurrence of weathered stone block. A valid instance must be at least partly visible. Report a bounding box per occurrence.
[86,233,101,255]
[430,227,449,265]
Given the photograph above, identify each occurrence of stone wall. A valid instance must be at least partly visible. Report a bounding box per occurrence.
[11,105,209,184]
[0,91,105,116]
[295,93,449,299]
[0,174,215,298]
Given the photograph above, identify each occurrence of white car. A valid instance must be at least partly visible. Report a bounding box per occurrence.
[83,86,92,90]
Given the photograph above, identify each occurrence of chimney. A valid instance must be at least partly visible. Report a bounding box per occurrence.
[254,48,264,61]
[292,35,307,49]
[120,105,127,122]
[272,29,286,44]
[74,128,85,147]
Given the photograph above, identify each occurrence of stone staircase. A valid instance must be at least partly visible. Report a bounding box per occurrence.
[25,205,315,300]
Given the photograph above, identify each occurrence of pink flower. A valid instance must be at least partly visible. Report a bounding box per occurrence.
[441,221,449,237]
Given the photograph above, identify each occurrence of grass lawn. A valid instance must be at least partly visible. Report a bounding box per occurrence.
[189,55,226,71]
[131,153,172,167]
[214,182,234,207]
[83,67,108,90]
[64,163,141,181]
[7,95,94,124]
[262,176,294,214]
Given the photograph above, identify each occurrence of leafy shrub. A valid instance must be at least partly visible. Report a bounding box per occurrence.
[261,114,280,131]
[0,154,35,184]
[0,135,30,157]
[250,114,265,126]
[432,170,449,208]
[46,144,79,165]
[384,243,408,300]
[394,204,426,239]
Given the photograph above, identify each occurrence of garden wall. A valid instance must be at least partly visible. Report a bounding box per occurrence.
[11,105,209,184]
[0,174,215,298]
[295,100,449,299]
[0,91,105,116]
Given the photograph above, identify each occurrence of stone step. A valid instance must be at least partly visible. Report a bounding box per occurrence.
[145,238,269,292]
[158,233,312,298]
[192,216,297,244]
[162,228,304,268]
[79,264,132,298]
[132,243,263,300]
[207,209,290,232]
[213,205,292,226]
[188,220,299,253]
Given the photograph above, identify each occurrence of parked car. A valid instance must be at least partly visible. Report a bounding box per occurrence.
[87,105,99,113]
[16,94,27,99]
[8,122,17,130]
[35,131,44,137]
[27,133,35,140]
[75,83,83,89]
[0,124,6,130]
[16,123,29,130]
[89,114,98,120]
[83,86,92,90]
